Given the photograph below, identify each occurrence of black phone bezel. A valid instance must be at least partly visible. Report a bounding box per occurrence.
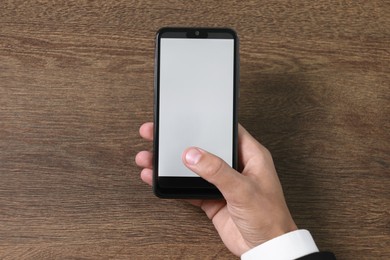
[153,27,239,199]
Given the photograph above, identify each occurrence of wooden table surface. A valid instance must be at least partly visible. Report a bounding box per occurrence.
[1,1,389,259]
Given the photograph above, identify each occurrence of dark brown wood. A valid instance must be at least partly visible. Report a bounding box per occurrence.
[0,1,389,259]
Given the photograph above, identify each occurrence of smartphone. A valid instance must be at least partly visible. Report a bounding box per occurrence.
[153,27,239,199]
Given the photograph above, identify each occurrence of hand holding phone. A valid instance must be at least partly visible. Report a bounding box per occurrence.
[136,123,298,256]
[153,28,239,198]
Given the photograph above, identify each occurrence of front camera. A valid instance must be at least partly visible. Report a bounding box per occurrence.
[195,31,200,36]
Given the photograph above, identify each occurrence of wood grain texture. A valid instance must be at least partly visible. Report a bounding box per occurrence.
[0,0,389,259]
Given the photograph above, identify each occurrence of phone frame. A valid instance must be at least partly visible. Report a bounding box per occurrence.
[153,27,239,199]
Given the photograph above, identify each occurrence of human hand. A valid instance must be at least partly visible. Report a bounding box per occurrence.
[135,122,297,256]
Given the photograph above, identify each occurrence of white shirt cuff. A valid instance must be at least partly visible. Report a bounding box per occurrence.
[241,229,319,260]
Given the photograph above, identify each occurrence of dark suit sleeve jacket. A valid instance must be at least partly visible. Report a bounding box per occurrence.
[298,252,336,260]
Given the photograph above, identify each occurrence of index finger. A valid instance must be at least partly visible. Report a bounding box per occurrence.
[139,122,154,141]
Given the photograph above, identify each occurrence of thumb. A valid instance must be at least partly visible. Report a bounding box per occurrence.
[182,147,245,200]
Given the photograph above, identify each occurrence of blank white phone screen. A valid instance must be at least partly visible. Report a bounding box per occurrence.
[159,38,234,177]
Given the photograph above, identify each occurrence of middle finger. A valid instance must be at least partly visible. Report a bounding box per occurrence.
[135,151,153,169]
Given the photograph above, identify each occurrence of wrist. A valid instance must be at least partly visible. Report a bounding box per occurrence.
[249,220,298,249]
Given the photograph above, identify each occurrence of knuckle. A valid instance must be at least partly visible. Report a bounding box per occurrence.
[254,144,273,165]
[262,146,273,160]
[242,178,257,194]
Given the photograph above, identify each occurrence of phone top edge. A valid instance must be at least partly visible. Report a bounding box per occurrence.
[156,27,238,40]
